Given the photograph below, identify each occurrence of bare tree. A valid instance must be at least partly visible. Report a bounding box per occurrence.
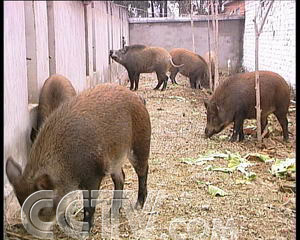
[151,0,155,17]
[164,0,168,17]
[253,0,275,143]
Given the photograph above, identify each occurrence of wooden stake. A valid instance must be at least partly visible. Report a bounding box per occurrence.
[207,9,213,91]
[253,0,275,143]
[214,1,219,88]
[190,0,195,52]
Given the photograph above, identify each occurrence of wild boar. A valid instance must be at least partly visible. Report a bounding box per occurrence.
[6,83,151,232]
[203,51,215,84]
[30,74,76,142]
[109,44,183,91]
[204,71,290,142]
[169,48,210,89]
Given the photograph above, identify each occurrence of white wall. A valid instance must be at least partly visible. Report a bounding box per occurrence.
[4,0,129,222]
[4,0,31,212]
[51,1,87,92]
[243,1,295,87]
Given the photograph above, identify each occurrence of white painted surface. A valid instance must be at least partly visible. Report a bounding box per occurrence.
[243,1,295,87]
[4,0,30,205]
[33,1,50,92]
[4,1,130,221]
[52,1,86,92]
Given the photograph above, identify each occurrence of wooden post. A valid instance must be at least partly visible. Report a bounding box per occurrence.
[214,0,219,89]
[207,6,213,91]
[254,31,262,142]
[190,0,195,52]
[253,0,275,143]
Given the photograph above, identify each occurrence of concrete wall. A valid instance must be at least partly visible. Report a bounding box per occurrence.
[243,1,295,87]
[49,1,87,92]
[129,16,245,72]
[4,1,31,219]
[4,0,129,221]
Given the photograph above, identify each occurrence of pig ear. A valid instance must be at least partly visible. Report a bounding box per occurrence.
[123,46,128,53]
[30,127,38,143]
[6,157,22,185]
[35,174,54,190]
[211,102,219,114]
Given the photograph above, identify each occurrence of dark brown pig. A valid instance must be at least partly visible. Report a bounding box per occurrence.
[169,48,209,89]
[30,74,76,142]
[109,44,183,91]
[204,71,290,142]
[6,83,151,232]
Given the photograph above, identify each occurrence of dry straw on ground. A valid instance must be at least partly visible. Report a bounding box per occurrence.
[5,73,296,240]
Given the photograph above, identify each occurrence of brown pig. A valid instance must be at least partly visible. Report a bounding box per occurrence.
[204,71,290,142]
[6,83,151,232]
[109,44,183,91]
[30,74,76,142]
[169,48,209,89]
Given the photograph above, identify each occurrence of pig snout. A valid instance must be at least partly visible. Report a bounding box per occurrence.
[109,50,119,61]
[204,127,214,138]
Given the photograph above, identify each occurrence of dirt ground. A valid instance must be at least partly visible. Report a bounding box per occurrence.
[6,73,296,240]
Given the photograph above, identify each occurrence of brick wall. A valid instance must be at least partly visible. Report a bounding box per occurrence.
[243,1,295,87]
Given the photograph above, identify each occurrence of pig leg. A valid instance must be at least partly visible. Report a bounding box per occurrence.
[195,77,203,89]
[170,67,179,84]
[82,178,103,232]
[154,72,165,90]
[133,73,140,91]
[189,77,197,89]
[230,116,245,142]
[129,146,149,210]
[135,164,148,210]
[110,168,125,217]
[274,111,289,141]
[161,74,169,91]
[128,71,135,90]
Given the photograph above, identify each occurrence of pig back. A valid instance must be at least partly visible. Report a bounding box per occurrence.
[125,45,171,73]
[28,83,151,184]
[212,71,290,119]
[170,48,208,75]
[37,74,76,128]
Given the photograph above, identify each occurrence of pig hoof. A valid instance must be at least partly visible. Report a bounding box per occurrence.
[109,208,121,219]
[134,202,143,210]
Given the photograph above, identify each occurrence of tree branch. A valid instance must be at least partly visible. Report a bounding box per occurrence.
[258,0,275,34]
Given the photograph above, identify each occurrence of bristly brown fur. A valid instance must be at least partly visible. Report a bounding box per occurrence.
[110,45,176,91]
[7,83,151,230]
[37,74,76,129]
[169,48,210,89]
[205,71,290,142]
